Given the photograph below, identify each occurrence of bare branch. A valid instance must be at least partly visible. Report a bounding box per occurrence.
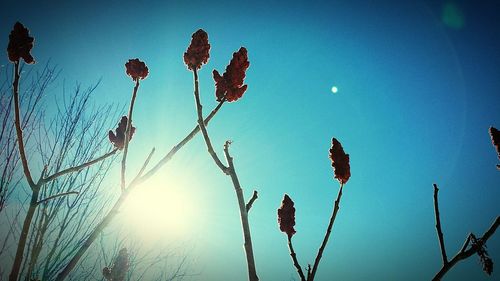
[131,148,155,184]
[310,184,344,280]
[246,190,258,212]
[42,149,118,184]
[432,216,499,280]
[12,61,35,189]
[36,191,79,206]
[433,184,448,265]
[192,69,229,174]
[222,140,259,281]
[287,236,306,281]
[121,80,140,191]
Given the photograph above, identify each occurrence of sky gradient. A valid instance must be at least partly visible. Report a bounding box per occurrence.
[1,0,499,280]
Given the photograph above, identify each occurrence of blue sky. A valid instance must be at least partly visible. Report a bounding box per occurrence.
[1,0,499,280]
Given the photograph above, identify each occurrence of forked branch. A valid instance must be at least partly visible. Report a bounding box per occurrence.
[432,216,499,280]
[193,69,229,174]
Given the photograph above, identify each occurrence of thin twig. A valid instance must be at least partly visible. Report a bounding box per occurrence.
[129,148,155,187]
[459,233,471,253]
[36,191,79,206]
[433,184,448,265]
[42,149,118,183]
[246,190,258,212]
[310,184,344,281]
[121,80,140,191]
[192,69,229,174]
[432,216,499,280]
[287,236,306,281]
[135,148,155,179]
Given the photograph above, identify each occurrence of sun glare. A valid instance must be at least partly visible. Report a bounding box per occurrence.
[121,174,198,239]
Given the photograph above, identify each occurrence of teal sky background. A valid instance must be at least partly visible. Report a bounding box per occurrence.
[1,0,499,280]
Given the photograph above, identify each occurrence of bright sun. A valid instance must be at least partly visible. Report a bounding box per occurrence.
[121,174,197,239]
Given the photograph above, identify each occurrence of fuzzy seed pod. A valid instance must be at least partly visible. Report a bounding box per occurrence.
[7,22,35,64]
[278,194,296,238]
[108,116,136,150]
[125,58,149,81]
[329,138,351,184]
[213,47,250,102]
[184,29,210,70]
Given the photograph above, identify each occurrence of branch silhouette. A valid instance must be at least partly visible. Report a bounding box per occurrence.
[431,183,499,280]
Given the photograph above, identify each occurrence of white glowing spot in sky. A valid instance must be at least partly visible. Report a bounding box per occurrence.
[121,174,198,239]
[331,86,338,94]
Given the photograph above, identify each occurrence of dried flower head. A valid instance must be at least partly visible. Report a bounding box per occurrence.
[471,234,494,276]
[213,47,250,102]
[329,138,351,184]
[7,22,35,64]
[278,194,296,238]
[184,29,210,70]
[489,126,500,160]
[108,116,136,150]
[125,58,148,81]
[103,248,130,281]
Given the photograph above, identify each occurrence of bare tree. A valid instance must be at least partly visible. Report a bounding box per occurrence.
[0,62,55,214]
[20,83,119,281]
[5,22,117,281]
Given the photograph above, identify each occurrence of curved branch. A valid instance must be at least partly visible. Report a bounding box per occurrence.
[12,61,35,189]
[192,69,229,174]
[36,191,79,205]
